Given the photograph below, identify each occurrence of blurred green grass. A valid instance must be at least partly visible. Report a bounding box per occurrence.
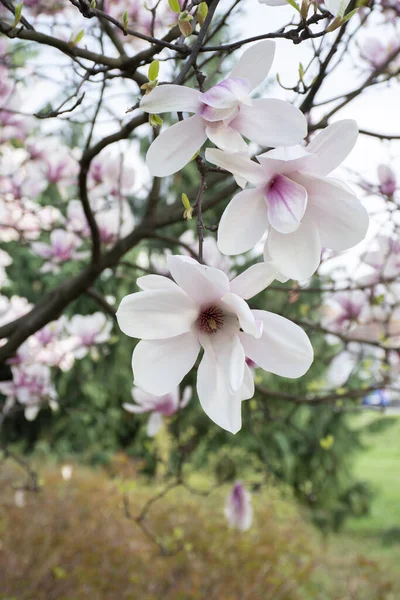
[1,450,399,600]
[341,412,400,567]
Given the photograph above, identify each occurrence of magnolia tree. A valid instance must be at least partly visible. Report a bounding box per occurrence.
[0,0,400,541]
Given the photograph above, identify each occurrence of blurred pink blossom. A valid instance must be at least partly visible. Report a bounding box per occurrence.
[224,481,253,532]
[123,386,192,436]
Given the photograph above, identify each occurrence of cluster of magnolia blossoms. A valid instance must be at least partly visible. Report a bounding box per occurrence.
[117,41,369,433]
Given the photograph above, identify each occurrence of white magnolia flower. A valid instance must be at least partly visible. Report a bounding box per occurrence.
[123,385,192,436]
[206,120,369,280]
[224,481,253,531]
[259,0,350,18]
[116,255,313,434]
[140,40,307,177]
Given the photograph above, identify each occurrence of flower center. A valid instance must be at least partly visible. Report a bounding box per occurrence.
[199,305,224,334]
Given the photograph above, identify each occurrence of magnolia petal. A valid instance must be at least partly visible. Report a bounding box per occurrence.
[146,115,207,177]
[136,274,179,291]
[123,402,149,414]
[220,292,259,337]
[230,262,279,300]
[324,0,350,16]
[147,412,164,436]
[232,98,307,147]
[293,172,369,251]
[240,310,313,378]
[306,120,358,175]
[202,330,245,393]
[205,148,265,186]
[266,174,307,233]
[229,40,276,91]
[205,124,248,154]
[201,78,250,109]
[197,346,243,433]
[267,216,321,280]
[132,332,200,396]
[116,289,198,340]
[140,84,202,113]
[218,188,268,255]
[168,254,230,306]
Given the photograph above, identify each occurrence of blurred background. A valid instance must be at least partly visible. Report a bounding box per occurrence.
[1,0,400,598]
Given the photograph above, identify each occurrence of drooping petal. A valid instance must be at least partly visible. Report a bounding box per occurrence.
[205,123,248,154]
[168,255,230,306]
[230,262,279,300]
[266,174,307,233]
[116,289,198,340]
[240,310,313,378]
[219,292,259,337]
[136,274,179,291]
[306,120,358,175]
[202,329,245,393]
[123,402,150,414]
[266,216,321,280]
[218,188,268,255]
[205,148,266,187]
[241,363,255,399]
[180,385,192,408]
[147,412,164,436]
[197,345,243,433]
[140,84,202,113]
[132,332,200,395]
[229,40,276,92]
[292,172,369,251]
[231,98,307,147]
[131,386,158,409]
[146,115,207,177]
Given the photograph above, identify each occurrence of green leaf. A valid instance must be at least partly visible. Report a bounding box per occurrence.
[122,10,129,32]
[90,0,96,7]
[168,0,181,13]
[13,2,23,27]
[342,7,359,21]
[149,114,163,127]
[74,30,85,45]
[197,1,208,25]
[148,60,160,81]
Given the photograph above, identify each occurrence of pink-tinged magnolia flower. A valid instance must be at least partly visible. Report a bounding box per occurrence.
[360,37,400,70]
[67,199,134,246]
[206,120,369,280]
[116,255,313,434]
[66,312,113,359]
[362,235,400,283]
[140,41,307,177]
[321,290,369,334]
[31,229,86,273]
[0,363,57,421]
[378,164,396,196]
[123,385,192,436]
[224,481,253,531]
